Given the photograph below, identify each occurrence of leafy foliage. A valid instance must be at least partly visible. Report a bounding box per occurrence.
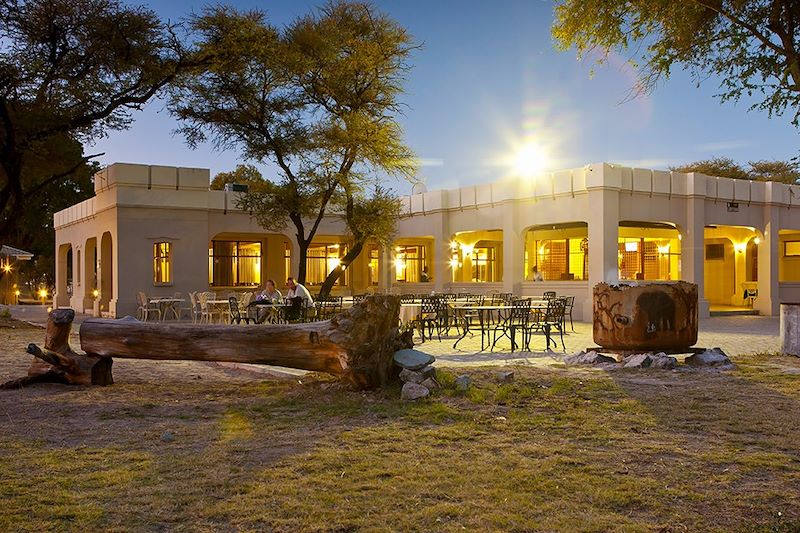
[670,156,800,183]
[553,1,800,124]
[171,1,416,284]
[0,0,193,267]
[210,165,264,191]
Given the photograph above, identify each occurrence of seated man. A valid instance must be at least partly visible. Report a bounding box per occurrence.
[285,277,314,314]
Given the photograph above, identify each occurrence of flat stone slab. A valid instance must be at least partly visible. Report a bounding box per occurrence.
[393,349,435,370]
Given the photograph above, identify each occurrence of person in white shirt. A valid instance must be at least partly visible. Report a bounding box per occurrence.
[530,265,543,282]
[285,277,314,308]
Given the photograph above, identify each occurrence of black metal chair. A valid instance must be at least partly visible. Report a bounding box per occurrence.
[413,297,440,342]
[228,297,254,324]
[542,291,557,300]
[562,295,576,331]
[399,294,416,304]
[491,298,531,351]
[284,296,305,322]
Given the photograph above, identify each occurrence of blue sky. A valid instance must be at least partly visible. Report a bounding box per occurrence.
[94,0,800,194]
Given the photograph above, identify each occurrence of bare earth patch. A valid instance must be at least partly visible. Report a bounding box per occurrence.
[1,324,799,532]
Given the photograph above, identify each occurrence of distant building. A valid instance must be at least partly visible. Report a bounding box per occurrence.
[54,162,800,319]
[0,244,33,305]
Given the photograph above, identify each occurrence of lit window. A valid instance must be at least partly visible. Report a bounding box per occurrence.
[306,243,348,286]
[369,247,380,285]
[284,242,291,278]
[395,245,426,282]
[154,242,172,284]
[619,237,680,280]
[785,241,800,256]
[472,247,496,282]
[209,241,261,287]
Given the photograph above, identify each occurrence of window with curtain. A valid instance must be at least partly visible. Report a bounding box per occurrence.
[395,245,425,282]
[472,246,496,282]
[306,243,348,286]
[369,247,380,285]
[153,242,172,284]
[209,241,261,287]
[533,239,587,280]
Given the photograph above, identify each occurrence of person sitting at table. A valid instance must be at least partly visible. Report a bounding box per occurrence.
[420,265,430,282]
[286,277,314,308]
[257,279,282,303]
[253,279,283,322]
[529,265,543,282]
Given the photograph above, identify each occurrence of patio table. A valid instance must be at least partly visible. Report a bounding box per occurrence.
[149,298,185,321]
[248,300,290,324]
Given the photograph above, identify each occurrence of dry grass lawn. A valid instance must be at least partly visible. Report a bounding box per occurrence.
[1,318,799,532]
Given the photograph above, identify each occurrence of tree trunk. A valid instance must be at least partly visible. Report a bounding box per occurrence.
[0,308,113,389]
[318,240,364,299]
[79,295,410,389]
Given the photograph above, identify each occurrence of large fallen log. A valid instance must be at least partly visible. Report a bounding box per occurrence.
[87,294,409,389]
[2,295,410,391]
[0,308,112,389]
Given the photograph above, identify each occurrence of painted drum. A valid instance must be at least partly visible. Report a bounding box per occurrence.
[593,281,698,351]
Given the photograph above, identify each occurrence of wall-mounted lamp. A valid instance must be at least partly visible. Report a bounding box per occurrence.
[734,242,747,254]
[754,237,761,245]
[92,289,99,298]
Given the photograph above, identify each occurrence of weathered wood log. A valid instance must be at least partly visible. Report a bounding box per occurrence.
[80,295,410,389]
[1,308,113,389]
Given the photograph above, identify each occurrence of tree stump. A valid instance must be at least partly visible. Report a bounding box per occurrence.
[1,308,113,389]
[79,294,410,389]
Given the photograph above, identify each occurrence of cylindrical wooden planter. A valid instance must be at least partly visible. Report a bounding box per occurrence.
[593,281,698,352]
[780,303,800,357]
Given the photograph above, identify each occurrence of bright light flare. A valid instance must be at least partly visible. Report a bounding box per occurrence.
[512,141,548,178]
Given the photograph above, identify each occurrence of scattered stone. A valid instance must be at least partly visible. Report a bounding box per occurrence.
[160,431,175,443]
[393,349,435,370]
[623,353,653,369]
[455,374,472,391]
[420,377,439,391]
[399,368,424,384]
[685,347,732,367]
[401,382,430,401]
[650,353,678,369]
[419,365,437,379]
[564,350,617,365]
[496,370,514,383]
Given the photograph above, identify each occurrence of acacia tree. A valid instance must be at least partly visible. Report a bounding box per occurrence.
[671,156,800,183]
[209,164,264,191]
[171,1,416,285]
[552,1,800,124]
[316,186,401,297]
[0,0,193,246]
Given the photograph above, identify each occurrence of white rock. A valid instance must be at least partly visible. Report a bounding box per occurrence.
[564,350,617,365]
[623,353,653,369]
[401,382,430,401]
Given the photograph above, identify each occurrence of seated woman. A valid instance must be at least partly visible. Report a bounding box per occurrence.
[254,279,283,323]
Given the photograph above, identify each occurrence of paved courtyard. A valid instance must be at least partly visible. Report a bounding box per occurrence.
[415,315,780,367]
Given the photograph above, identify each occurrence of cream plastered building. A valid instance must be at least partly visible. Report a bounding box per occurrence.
[53,162,800,320]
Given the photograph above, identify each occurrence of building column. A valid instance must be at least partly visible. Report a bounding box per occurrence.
[503,206,524,295]
[378,244,394,293]
[584,187,620,319]
[682,196,710,318]
[756,198,780,316]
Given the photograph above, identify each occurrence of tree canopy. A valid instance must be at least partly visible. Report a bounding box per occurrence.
[210,165,264,191]
[171,1,416,287]
[670,156,800,183]
[0,0,194,259]
[552,1,800,124]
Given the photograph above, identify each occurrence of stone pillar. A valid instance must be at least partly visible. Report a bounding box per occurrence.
[502,206,524,296]
[378,244,394,293]
[756,193,780,316]
[683,193,710,318]
[431,214,449,294]
[584,183,620,319]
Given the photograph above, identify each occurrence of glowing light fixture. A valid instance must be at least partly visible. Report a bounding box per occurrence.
[734,242,747,254]
[449,241,458,251]
[38,289,48,299]
[460,243,475,256]
[624,241,638,252]
[2,263,10,273]
[449,258,459,268]
[394,259,406,270]
[657,244,671,255]
[92,289,99,298]
[754,237,761,245]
